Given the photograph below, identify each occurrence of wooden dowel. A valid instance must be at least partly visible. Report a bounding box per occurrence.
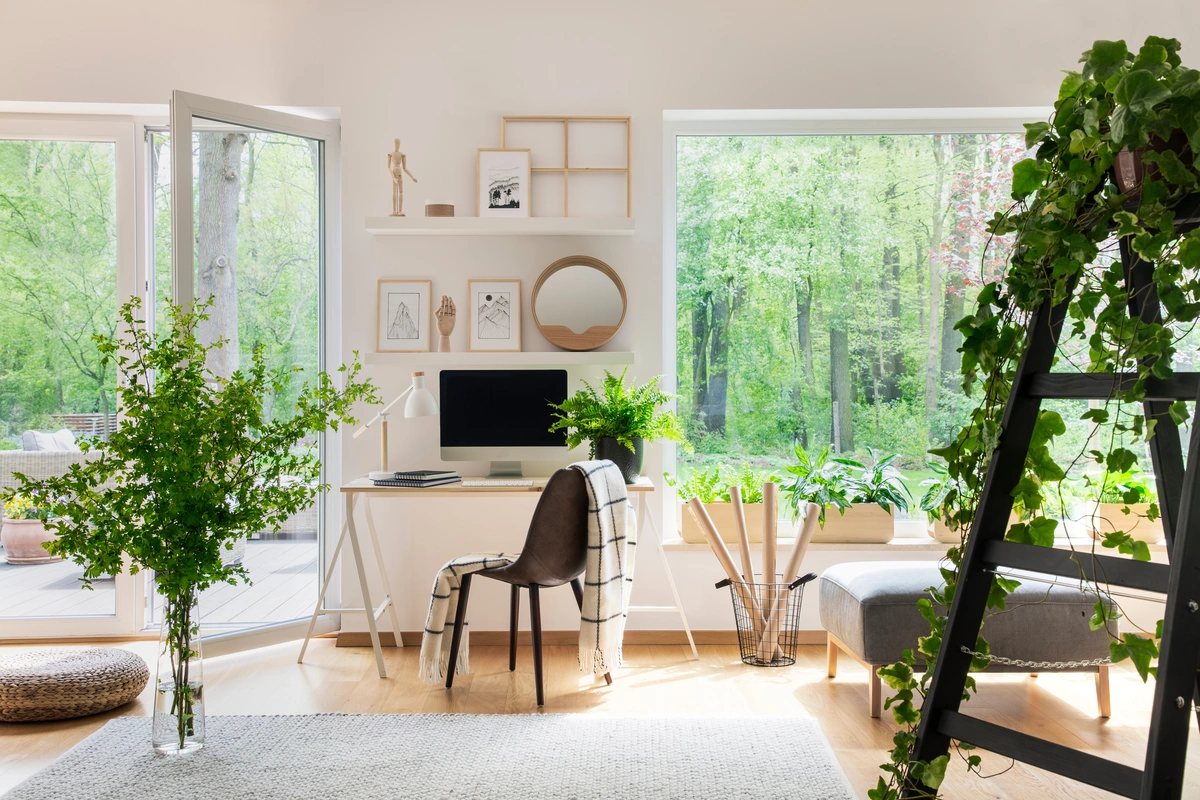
[760,502,822,657]
[757,483,781,662]
[687,497,766,638]
[729,485,755,585]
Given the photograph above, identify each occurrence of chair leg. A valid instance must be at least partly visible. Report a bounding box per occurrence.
[571,577,613,685]
[529,584,544,707]
[509,584,520,672]
[445,573,473,689]
[1096,664,1111,718]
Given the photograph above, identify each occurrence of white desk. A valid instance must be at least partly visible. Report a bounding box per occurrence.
[297,475,698,678]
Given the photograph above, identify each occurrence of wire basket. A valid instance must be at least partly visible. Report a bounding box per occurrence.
[717,573,817,667]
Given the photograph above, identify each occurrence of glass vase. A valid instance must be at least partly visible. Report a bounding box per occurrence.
[152,587,205,755]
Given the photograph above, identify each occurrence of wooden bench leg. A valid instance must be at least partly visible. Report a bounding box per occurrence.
[868,668,882,719]
[826,632,838,678]
[1096,664,1111,718]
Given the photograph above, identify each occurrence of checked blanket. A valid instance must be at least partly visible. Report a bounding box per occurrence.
[418,460,636,684]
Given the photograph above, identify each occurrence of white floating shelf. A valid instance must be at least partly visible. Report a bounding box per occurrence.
[364,216,635,236]
[363,351,634,367]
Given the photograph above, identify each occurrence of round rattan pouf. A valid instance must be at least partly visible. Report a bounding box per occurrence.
[0,647,149,722]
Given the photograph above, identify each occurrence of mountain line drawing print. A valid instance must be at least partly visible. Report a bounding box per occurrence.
[477,292,511,339]
[387,292,420,340]
[487,168,522,209]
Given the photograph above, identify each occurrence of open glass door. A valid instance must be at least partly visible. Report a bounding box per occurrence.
[157,92,340,652]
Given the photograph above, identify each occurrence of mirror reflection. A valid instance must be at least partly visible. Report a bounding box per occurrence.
[536,265,624,334]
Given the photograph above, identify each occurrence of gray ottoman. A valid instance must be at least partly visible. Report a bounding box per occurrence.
[820,561,1113,718]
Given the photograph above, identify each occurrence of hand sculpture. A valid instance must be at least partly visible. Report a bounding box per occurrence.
[435,295,456,353]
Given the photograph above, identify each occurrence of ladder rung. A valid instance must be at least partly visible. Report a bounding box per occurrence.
[983,541,1168,594]
[1025,372,1200,401]
[937,710,1142,798]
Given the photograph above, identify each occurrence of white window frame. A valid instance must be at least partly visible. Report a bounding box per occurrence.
[660,108,1049,538]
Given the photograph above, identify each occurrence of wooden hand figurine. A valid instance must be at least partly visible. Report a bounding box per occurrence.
[435,295,456,352]
[387,138,418,217]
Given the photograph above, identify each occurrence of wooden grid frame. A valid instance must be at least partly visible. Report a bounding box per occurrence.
[500,116,631,218]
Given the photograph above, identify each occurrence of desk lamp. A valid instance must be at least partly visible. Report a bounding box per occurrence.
[353,371,439,479]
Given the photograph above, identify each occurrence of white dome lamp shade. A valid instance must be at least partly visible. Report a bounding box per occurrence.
[353,371,440,479]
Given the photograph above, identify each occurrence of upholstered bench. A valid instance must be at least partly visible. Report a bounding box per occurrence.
[820,561,1113,718]
[0,647,148,722]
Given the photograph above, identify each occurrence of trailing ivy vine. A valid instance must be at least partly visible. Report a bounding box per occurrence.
[871,36,1200,799]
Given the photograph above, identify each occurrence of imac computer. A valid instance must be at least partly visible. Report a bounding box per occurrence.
[439,369,569,477]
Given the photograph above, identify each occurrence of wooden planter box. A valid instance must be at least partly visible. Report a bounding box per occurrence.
[929,513,1020,544]
[679,502,765,544]
[1086,503,1164,544]
[811,504,894,544]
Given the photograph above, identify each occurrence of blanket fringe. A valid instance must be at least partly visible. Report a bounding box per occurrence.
[580,646,620,675]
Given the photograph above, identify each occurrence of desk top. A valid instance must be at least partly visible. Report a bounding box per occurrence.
[342,475,655,495]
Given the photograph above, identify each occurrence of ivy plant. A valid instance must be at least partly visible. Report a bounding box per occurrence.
[873,35,1199,799]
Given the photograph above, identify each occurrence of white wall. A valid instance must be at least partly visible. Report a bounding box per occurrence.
[3,0,1195,635]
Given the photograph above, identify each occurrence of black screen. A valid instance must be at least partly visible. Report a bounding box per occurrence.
[440,370,568,448]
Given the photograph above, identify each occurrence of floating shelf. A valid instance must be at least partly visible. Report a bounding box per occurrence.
[363,351,635,367]
[364,216,635,236]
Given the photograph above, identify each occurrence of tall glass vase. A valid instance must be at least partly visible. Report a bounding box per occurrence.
[152,587,205,755]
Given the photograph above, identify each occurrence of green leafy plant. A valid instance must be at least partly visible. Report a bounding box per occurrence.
[1088,466,1157,505]
[4,298,378,751]
[844,449,913,513]
[664,463,778,503]
[918,462,952,516]
[873,36,1199,798]
[548,369,688,456]
[780,445,855,523]
[2,492,52,521]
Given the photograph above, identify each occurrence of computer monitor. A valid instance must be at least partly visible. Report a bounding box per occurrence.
[439,369,569,477]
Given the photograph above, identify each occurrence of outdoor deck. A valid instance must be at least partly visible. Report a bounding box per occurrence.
[0,538,317,628]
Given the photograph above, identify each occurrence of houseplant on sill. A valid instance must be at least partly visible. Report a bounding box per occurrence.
[5,298,377,754]
[1080,467,1163,548]
[1,491,61,564]
[782,447,911,544]
[547,368,687,483]
[666,464,778,543]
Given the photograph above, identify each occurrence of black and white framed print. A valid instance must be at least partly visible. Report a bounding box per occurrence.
[467,279,521,352]
[376,279,432,352]
[476,149,531,218]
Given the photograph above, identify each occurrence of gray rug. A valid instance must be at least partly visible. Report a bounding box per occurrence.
[7,714,856,799]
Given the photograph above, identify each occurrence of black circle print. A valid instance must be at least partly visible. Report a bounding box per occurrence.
[485,294,493,302]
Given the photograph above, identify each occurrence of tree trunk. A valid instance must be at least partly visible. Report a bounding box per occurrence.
[691,296,710,425]
[830,325,853,452]
[702,292,732,434]
[793,277,814,448]
[881,245,903,401]
[924,137,949,417]
[196,132,246,379]
[940,290,966,376]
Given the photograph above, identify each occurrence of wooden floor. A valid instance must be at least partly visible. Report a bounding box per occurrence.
[1,640,1196,798]
[0,539,316,626]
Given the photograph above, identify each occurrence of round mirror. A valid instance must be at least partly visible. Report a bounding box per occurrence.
[532,256,627,351]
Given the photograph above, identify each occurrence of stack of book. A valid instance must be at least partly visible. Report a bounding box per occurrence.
[370,469,461,488]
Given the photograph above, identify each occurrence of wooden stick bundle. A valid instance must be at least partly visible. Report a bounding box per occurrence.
[686,498,766,640]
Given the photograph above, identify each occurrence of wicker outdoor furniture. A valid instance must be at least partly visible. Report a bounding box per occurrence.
[0,647,149,722]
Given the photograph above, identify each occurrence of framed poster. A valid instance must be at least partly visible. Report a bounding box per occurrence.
[376,279,432,352]
[476,149,531,218]
[468,279,521,352]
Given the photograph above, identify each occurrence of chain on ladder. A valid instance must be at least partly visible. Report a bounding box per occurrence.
[959,645,1111,670]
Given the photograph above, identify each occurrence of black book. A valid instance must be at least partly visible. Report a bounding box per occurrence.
[391,469,459,480]
[371,476,462,488]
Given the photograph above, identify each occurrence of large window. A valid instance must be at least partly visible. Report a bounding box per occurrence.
[674,131,1027,499]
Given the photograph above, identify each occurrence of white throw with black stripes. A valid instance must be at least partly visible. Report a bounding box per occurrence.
[572,459,637,675]
[418,552,515,684]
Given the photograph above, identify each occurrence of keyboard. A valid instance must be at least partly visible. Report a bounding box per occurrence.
[460,479,535,487]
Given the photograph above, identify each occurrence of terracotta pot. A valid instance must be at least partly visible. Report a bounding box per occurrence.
[679,502,766,544]
[1,519,62,565]
[811,504,895,544]
[1086,503,1164,544]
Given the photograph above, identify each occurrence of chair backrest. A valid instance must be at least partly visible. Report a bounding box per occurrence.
[512,467,589,586]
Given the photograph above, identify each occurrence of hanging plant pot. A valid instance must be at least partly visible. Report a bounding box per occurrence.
[1112,131,1192,194]
[594,437,643,483]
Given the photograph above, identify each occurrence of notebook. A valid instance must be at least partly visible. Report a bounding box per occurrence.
[390,469,459,480]
[370,476,462,488]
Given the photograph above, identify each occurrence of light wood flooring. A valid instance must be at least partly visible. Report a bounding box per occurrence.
[1,640,1197,799]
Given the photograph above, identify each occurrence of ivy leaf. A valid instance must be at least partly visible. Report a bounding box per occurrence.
[1059,72,1086,101]
[1106,447,1137,474]
[1131,540,1152,562]
[1110,105,1135,146]
[1115,70,1172,115]
[1169,401,1191,425]
[1082,39,1129,82]
[1110,633,1159,682]
[1113,211,1141,237]
[914,755,950,790]
[1012,159,1049,199]
[1028,516,1058,547]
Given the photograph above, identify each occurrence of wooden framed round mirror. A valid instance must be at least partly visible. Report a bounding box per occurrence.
[532,256,627,351]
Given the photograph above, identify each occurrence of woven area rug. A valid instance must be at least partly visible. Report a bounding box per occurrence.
[8,713,856,799]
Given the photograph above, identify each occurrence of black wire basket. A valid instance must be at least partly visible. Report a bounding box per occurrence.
[717,572,817,667]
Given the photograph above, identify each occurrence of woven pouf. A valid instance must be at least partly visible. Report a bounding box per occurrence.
[0,648,149,722]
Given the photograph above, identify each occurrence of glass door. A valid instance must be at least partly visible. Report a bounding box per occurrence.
[161,93,340,651]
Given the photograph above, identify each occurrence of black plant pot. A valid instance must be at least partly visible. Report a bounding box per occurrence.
[594,437,644,484]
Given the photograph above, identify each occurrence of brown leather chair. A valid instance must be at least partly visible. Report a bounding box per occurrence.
[445,467,612,706]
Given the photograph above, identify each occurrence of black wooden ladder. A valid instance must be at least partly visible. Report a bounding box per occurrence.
[906,198,1200,799]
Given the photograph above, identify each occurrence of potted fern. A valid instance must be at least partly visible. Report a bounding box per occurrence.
[548,369,687,482]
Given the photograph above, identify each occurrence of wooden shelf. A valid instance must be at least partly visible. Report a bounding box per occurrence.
[362,351,634,368]
[364,216,635,236]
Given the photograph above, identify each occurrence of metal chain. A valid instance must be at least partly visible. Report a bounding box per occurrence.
[959,645,1111,670]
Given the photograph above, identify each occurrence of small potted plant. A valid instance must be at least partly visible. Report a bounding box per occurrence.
[782,447,910,543]
[1083,467,1162,545]
[1,491,60,564]
[548,368,687,483]
[667,464,777,544]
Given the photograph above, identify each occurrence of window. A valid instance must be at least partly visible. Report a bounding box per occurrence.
[673,128,1028,522]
